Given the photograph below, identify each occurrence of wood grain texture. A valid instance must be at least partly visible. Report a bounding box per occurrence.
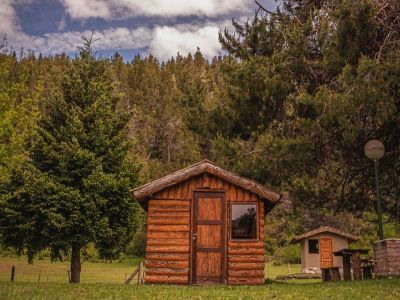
[145,275,188,284]
[227,277,265,285]
[145,253,189,261]
[228,248,265,255]
[146,245,189,253]
[228,255,265,263]
[147,231,189,239]
[147,217,189,225]
[145,260,189,268]
[147,225,190,232]
[132,160,281,203]
[145,268,189,276]
[147,239,189,246]
[228,269,264,277]
[229,263,264,270]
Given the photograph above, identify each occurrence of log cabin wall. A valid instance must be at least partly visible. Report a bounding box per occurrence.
[144,172,265,285]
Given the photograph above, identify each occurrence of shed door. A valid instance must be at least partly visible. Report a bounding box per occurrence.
[320,238,333,268]
[192,191,226,284]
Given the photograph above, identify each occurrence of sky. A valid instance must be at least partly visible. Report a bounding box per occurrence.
[0,0,277,62]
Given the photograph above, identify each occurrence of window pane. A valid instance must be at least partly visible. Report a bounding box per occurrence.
[231,204,257,240]
[308,239,319,254]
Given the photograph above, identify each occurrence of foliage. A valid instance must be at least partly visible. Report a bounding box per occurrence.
[0,41,141,282]
[0,0,400,266]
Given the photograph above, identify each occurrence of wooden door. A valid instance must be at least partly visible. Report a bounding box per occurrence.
[192,191,226,284]
[320,238,333,269]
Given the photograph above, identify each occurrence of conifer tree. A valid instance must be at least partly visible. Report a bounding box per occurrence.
[0,39,140,283]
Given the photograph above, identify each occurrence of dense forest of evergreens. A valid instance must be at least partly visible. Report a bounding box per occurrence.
[0,0,399,265]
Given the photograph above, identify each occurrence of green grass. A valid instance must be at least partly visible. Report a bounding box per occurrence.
[1,280,400,300]
[1,257,399,299]
[0,256,143,283]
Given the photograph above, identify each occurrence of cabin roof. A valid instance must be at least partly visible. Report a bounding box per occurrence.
[132,159,282,206]
[290,226,360,244]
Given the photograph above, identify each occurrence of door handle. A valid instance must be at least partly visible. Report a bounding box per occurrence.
[192,233,198,240]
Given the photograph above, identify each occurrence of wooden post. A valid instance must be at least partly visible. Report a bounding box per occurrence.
[67,271,71,283]
[342,255,352,281]
[288,263,291,274]
[352,252,362,280]
[137,262,142,284]
[37,271,41,283]
[11,266,15,282]
[124,273,127,282]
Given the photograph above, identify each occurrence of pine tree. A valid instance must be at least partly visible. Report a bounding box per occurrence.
[0,40,140,283]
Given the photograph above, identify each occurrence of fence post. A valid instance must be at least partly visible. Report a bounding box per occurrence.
[38,271,41,283]
[11,266,15,282]
[67,270,71,283]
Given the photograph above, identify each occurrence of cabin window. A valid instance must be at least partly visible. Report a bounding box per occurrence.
[231,203,258,240]
[308,239,319,254]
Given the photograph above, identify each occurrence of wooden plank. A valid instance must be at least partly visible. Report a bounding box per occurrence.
[148,206,190,213]
[227,277,265,285]
[145,268,189,276]
[149,200,190,206]
[228,241,264,248]
[146,253,189,261]
[146,245,189,253]
[146,260,189,268]
[180,180,189,199]
[228,269,264,277]
[228,248,265,255]
[132,160,281,202]
[147,239,189,246]
[229,263,264,270]
[147,225,190,232]
[203,173,210,188]
[195,175,203,188]
[145,275,188,284]
[228,255,265,263]
[237,187,244,202]
[148,211,190,218]
[147,231,189,239]
[147,217,189,225]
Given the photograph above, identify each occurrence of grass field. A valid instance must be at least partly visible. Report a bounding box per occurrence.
[1,257,400,299]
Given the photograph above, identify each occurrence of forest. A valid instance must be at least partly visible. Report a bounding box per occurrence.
[0,0,399,267]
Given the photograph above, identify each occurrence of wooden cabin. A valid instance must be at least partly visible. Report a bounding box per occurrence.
[290,226,359,274]
[132,160,282,285]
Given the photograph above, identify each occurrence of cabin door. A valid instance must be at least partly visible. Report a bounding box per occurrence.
[192,191,226,284]
[320,238,333,268]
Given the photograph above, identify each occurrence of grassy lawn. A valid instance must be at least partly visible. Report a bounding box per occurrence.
[1,257,399,299]
[1,280,400,300]
[0,256,143,283]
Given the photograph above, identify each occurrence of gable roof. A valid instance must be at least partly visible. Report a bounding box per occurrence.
[290,226,360,244]
[132,159,282,205]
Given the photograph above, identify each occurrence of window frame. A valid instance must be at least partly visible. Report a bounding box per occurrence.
[308,239,319,254]
[229,202,259,242]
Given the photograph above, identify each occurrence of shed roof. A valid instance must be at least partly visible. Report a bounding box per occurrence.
[132,159,282,206]
[290,226,360,244]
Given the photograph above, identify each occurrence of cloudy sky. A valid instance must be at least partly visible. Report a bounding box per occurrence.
[1,0,277,62]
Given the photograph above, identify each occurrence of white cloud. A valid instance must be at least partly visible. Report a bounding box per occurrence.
[150,25,221,61]
[60,0,252,20]
[0,0,239,60]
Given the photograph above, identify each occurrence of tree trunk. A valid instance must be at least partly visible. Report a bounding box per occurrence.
[70,244,81,283]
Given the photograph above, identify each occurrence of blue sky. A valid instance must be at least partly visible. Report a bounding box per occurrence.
[1,0,277,62]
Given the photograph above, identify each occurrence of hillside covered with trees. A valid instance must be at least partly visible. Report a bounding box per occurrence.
[0,0,399,269]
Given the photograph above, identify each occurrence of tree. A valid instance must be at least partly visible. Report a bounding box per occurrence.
[0,40,141,283]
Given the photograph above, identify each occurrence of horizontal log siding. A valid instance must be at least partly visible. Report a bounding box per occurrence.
[145,191,191,284]
[144,173,266,285]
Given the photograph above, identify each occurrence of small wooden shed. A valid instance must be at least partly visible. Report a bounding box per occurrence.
[132,160,282,285]
[290,226,359,273]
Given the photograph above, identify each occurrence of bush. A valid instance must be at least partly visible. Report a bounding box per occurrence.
[274,244,301,264]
